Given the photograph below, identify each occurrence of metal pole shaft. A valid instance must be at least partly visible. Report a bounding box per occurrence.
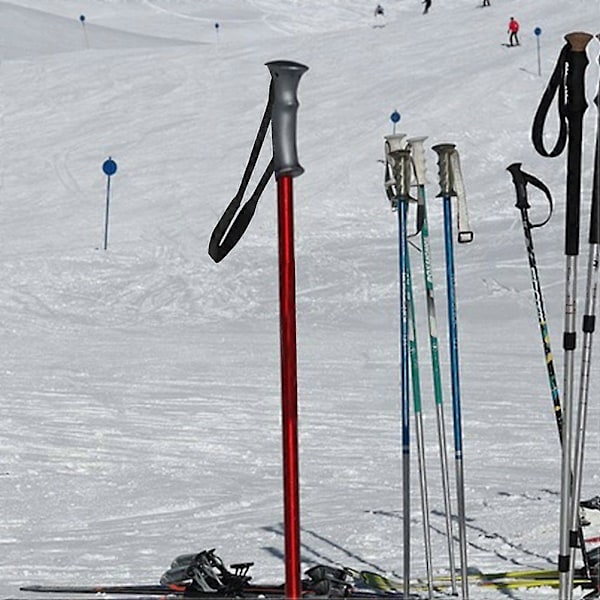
[559,255,577,600]
[277,175,301,600]
[419,185,457,595]
[407,249,434,599]
[397,198,411,600]
[443,195,469,600]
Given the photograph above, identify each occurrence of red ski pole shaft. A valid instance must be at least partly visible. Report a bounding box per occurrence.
[266,59,308,600]
[277,174,301,600]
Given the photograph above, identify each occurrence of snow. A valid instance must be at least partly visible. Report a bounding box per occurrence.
[0,0,599,598]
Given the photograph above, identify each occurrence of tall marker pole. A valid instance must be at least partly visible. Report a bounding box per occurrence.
[102,157,117,251]
[534,27,543,77]
[266,60,308,600]
[79,15,89,49]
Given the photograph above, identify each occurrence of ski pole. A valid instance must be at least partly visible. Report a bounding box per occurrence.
[432,143,471,600]
[506,164,562,436]
[208,60,308,600]
[401,154,435,598]
[266,60,308,600]
[409,136,457,596]
[531,32,594,600]
[569,61,600,595]
[384,135,412,599]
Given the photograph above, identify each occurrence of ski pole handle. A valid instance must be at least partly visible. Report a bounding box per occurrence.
[385,133,408,153]
[507,162,530,210]
[266,60,309,179]
[432,143,456,197]
[591,40,600,245]
[507,162,554,228]
[564,32,593,118]
[407,136,428,186]
[563,31,592,257]
[385,140,412,201]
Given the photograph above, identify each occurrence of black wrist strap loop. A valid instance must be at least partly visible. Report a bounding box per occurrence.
[208,85,275,263]
[507,162,554,228]
[532,43,569,158]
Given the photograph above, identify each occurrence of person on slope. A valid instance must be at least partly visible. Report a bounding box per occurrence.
[374,3,384,17]
[482,0,490,6]
[507,17,520,46]
[422,0,432,14]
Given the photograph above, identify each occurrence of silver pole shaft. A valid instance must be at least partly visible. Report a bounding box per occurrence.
[559,255,578,600]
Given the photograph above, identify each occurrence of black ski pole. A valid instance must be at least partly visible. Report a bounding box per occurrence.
[506,164,562,436]
[531,32,594,600]
[569,52,600,595]
[507,162,593,595]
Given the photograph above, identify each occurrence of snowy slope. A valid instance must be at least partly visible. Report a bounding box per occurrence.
[0,0,599,598]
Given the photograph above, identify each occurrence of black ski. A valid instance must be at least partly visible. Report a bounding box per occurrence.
[20,586,184,596]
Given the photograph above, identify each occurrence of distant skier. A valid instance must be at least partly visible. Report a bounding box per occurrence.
[482,0,490,6]
[422,0,432,14]
[373,4,385,27]
[507,17,520,46]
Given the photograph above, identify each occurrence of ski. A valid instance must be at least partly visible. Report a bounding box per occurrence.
[20,586,184,596]
[360,566,596,593]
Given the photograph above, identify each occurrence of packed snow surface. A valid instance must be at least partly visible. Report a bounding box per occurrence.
[1,0,600,598]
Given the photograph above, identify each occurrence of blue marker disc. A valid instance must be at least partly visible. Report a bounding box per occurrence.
[79,14,86,23]
[390,110,401,123]
[534,27,542,36]
[102,158,117,176]
[215,22,220,29]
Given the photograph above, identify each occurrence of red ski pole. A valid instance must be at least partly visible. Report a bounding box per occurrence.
[266,60,308,600]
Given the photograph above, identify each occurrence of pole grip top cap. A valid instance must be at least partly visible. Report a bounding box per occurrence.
[564,31,593,51]
[266,60,309,179]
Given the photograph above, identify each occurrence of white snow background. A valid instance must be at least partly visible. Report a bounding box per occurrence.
[1,0,600,598]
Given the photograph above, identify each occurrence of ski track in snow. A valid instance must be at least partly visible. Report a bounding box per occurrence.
[0,0,599,598]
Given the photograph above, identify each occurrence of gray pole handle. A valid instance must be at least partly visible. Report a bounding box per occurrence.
[266,60,309,179]
[432,143,457,197]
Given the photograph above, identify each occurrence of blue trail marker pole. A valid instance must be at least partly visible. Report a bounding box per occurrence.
[390,110,401,134]
[534,27,542,76]
[102,157,118,250]
[79,15,89,49]
[214,22,220,42]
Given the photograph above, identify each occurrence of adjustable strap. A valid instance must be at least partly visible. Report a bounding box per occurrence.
[449,150,473,243]
[507,162,554,228]
[532,43,569,158]
[208,85,274,263]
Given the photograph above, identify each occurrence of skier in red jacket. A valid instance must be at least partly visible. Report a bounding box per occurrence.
[507,17,520,46]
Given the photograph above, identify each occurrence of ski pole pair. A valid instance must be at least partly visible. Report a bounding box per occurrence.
[384,137,472,599]
[508,31,600,600]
